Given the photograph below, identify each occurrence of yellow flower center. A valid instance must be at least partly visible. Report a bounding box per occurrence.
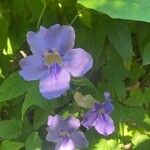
[60,131,70,137]
[44,50,62,65]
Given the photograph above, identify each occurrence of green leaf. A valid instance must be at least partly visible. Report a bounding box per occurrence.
[94,139,120,150]
[0,140,24,150]
[72,76,95,89]
[142,42,150,65]
[86,130,120,150]
[106,21,132,67]
[124,88,150,106]
[0,118,22,140]
[25,0,43,22]
[113,101,150,130]
[76,18,106,65]
[33,107,48,130]
[78,0,150,23]
[25,132,42,150]
[0,72,28,102]
[22,81,57,119]
[102,61,127,100]
[132,131,150,149]
[0,9,9,50]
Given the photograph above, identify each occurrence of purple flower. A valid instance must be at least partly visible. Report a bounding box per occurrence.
[46,115,89,150]
[82,91,115,136]
[19,24,93,99]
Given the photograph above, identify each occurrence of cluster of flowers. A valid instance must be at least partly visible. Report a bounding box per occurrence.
[19,24,115,150]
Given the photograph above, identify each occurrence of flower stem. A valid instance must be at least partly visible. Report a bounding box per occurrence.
[36,1,47,30]
[70,8,86,26]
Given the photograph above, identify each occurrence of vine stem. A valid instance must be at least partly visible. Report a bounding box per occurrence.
[36,1,47,30]
[70,8,86,26]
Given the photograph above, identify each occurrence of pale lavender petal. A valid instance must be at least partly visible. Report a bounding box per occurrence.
[39,67,70,99]
[66,116,80,130]
[55,138,75,150]
[46,24,75,56]
[95,114,115,136]
[46,127,59,143]
[47,115,65,131]
[19,55,48,81]
[27,26,49,56]
[82,111,98,129]
[70,131,89,148]
[63,48,93,77]
[47,115,54,127]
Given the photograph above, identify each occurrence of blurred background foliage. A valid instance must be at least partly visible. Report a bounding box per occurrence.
[0,0,150,149]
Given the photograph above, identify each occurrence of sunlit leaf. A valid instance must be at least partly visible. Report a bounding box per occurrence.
[78,0,150,23]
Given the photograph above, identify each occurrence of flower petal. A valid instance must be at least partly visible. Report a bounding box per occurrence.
[27,24,75,56]
[47,115,66,131]
[39,67,70,99]
[47,115,54,127]
[27,26,49,56]
[70,131,89,149]
[46,24,75,56]
[55,138,75,150]
[104,91,111,101]
[82,110,98,129]
[19,55,48,81]
[103,100,114,114]
[46,127,59,143]
[66,116,80,130]
[95,114,115,136]
[63,48,93,77]
[103,91,114,114]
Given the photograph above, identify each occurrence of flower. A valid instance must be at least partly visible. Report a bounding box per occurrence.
[81,91,115,136]
[46,115,89,150]
[19,24,93,99]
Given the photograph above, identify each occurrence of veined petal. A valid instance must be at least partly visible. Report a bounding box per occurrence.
[39,67,70,99]
[63,48,93,77]
[103,100,114,114]
[82,111,98,129]
[95,114,115,136]
[55,138,75,150]
[19,55,48,81]
[46,24,75,56]
[103,91,114,114]
[70,131,89,149]
[27,25,75,56]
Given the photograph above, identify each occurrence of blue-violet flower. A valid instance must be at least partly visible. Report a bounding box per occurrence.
[46,115,88,150]
[19,24,93,99]
[82,91,115,136]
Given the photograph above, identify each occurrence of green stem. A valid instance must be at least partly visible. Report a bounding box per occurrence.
[36,2,47,30]
[70,8,86,26]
